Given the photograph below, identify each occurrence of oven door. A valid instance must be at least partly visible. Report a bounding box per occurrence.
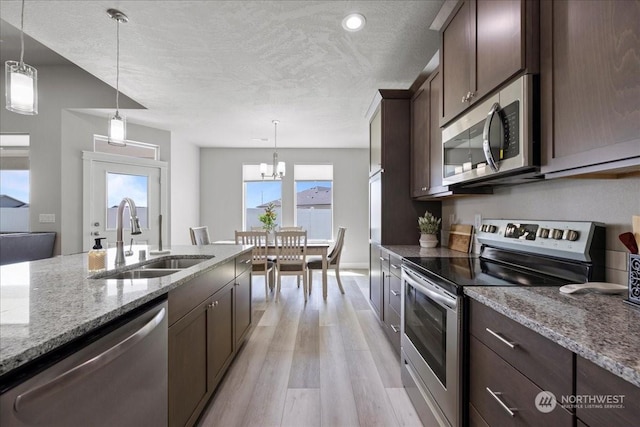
[442,74,532,186]
[401,266,461,427]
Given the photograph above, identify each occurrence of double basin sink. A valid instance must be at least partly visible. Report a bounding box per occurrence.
[93,256,214,280]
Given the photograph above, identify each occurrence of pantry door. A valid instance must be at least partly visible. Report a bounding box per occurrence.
[82,152,168,252]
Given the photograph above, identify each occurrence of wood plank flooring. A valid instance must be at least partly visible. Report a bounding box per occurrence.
[197,270,424,427]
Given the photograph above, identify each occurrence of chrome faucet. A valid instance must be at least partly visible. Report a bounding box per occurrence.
[115,197,142,267]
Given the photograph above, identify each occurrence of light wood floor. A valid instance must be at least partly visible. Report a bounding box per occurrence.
[197,270,424,427]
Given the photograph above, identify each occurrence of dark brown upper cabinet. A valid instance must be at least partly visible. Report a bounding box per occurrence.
[440,0,539,126]
[540,0,640,178]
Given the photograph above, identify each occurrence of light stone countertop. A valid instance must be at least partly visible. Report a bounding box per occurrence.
[465,286,640,387]
[0,244,252,377]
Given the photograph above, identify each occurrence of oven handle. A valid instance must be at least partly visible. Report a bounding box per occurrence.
[402,267,457,311]
[482,102,501,172]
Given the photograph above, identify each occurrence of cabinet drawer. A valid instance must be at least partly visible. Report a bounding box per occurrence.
[389,253,402,277]
[235,250,252,275]
[379,250,391,272]
[576,356,640,427]
[168,260,235,326]
[388,274,402,315]
[384,306,401,353]
[469,300,573,398]
[469,336,573,426]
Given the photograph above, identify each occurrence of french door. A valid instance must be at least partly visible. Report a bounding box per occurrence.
[82,152,168,252]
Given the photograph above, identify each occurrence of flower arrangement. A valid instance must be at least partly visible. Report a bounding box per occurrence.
[418,210,441,235]
[258,202,278,232]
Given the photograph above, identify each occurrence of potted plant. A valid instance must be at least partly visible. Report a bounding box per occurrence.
[418,210,441,248]
[258,202,278,234]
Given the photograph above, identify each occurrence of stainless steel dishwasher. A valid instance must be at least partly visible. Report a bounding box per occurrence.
[0,300,168,426]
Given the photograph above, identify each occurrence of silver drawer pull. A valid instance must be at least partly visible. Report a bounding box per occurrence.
[390,325,399,333]
[390,264,399,269]
[390,289,400,297]
[243,259,252,264]
[379,257,386,262]
[485,328,517,349]
[486,387,516,417]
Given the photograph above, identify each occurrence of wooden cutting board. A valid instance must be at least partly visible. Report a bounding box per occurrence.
[448,224,474,253]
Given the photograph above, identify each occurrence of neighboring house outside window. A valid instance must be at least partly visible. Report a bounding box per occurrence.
[294,165,333,240]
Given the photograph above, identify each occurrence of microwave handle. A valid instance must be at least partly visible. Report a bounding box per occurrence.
[482,102,501,172]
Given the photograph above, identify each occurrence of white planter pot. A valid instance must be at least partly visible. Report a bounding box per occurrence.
[419,233,438,248]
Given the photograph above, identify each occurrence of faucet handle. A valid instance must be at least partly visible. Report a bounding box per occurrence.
[125,238,134,256]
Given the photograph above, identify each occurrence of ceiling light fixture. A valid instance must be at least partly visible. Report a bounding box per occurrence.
[342,13,366,32]
[5,0,38,115]
[107,8,129,146]
[260,120,286,180]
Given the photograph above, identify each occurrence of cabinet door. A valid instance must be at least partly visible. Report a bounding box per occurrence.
[370,106,382,173]
[541,0,640,176]
[369,245,382,317]
[475,0,523,97]
[208,283,235,388]
[442,0,473,122]
[427,71,445,193]
[411,82,430,197]
[235,268,252,346]
[169,302,209,427]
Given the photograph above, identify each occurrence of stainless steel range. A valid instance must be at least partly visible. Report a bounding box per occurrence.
[400,219,606,427]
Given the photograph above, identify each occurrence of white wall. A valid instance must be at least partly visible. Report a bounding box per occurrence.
[0,63,146,255]
[442,176,640,283]
[170,138,200,245]
[200,148,369,268]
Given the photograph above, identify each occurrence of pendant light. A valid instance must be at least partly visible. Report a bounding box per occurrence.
[260,120,286,179]
[107,9,128,146]
[5,0,38,115]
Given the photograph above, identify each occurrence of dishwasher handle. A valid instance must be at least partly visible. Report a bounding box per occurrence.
[14,306,166,413]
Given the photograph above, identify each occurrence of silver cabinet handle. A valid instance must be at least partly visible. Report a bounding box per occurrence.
[379,257,386,262]
[482,102,501,172]
[390,325,399,333]
[485,328,517,349]
[486,387,516,417]
[15,306,166,412]
[390,289,400,296]
[390,264,399,270]
[243,259,252,264]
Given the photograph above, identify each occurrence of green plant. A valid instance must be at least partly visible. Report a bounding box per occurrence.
[258,202,278,232]
[418,210,441,234]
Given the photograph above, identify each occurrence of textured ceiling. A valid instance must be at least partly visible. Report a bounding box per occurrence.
[0,1,444,148]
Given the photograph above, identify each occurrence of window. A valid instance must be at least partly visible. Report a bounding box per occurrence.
[106,172,149,229]
[294,165,333,240]
[0,134,30,232]
[243,165,282,230]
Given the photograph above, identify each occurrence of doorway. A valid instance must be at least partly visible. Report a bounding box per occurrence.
[82,152,168,252]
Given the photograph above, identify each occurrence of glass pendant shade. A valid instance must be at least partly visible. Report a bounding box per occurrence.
[259,163,268,176]
[108,112,126,146]
[5,61,38,115]
[277,161,286,177]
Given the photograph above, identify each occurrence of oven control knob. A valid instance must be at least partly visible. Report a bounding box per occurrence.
[480,225,487,232]
[563,229,579,241]
[488,225,497,233]
[538,228,550,239]
[551,229,563,240]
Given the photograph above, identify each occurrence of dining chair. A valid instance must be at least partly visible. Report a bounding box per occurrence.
[307,226,346,295]
[235,230,275,297]
[189,226,211,245]
[274,230,308,302]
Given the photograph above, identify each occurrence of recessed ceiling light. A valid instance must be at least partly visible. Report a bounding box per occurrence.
[342,13,366,32]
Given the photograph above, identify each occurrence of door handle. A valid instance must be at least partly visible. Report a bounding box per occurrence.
[482,102,501,172]
[14,306,166,412]
[390,289,400,296]
[486,387,517,417]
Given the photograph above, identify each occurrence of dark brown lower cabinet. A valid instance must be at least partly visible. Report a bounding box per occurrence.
[369,244,383,317]
[382,252,402,354]
[469,336,573,426]
[207,283,234,388]
[234,268,252,345]
[576,356,640,427]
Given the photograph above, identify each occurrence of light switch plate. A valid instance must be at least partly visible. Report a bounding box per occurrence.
[39,213,56,223]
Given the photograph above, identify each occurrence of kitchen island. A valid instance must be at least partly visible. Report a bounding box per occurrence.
[0,244,251,378]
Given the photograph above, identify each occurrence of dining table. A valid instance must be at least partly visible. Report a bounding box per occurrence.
[214,240,331,299]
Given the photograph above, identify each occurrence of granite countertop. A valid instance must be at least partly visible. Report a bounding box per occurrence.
[465,286,640,387]
[0,244,252,377]
[381,245,476,259]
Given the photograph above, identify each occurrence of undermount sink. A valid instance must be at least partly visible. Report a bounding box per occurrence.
[100,269,182,280]
[139,257,212,269]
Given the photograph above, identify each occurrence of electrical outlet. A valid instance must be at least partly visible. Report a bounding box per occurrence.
[474,214,482,230]
[39,213,56,223]
[449,214,456,226]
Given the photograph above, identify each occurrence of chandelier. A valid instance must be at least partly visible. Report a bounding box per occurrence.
[260,120,286,179]
[107,8,128,146]
[5,0,38,115]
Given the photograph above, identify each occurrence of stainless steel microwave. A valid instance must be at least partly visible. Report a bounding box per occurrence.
[442,75,539,186]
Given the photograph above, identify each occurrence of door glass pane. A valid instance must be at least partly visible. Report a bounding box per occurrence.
[0,170,30,232]
[106,173,148,229]
[295,180,332,240]
[244,181,282,231]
